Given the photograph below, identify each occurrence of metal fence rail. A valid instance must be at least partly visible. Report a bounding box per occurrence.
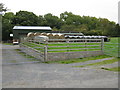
[104,43,118,57]
[20,38,104,62]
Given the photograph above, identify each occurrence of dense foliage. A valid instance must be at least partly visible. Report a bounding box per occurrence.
[2,10,120,41]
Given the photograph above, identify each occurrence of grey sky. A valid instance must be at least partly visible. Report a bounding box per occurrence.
[1,0,119,23]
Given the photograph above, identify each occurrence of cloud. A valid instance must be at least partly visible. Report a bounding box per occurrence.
[1,0,119,23]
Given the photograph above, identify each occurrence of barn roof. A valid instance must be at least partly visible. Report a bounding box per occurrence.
[13,26,52,30]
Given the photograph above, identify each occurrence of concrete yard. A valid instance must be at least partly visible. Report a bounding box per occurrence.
[2,44,118,88]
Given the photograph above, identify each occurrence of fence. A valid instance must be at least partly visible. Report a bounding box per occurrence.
[103,37,119,57]
[20,38,104,62]
[20,42,45,62]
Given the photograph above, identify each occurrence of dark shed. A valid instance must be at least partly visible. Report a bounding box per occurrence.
[13,26,52,39]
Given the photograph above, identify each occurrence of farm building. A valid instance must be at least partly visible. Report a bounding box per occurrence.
[13,26,52,42]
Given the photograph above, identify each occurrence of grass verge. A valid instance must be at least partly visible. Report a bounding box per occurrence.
[44,55,112,64]
[2,43,13,45]
[74,58,120,67]
[101,67,120,72]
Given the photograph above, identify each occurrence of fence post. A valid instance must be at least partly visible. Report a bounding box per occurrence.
[44,45,48,62]
[66,39,69,52]
[85,39,87,51]
[101,38,104,52]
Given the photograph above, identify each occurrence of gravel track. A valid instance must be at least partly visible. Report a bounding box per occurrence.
[2,44,118,88]
[2,44,40,64]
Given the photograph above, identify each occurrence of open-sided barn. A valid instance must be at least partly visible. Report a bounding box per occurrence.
[13,26,52,43]
[13,26,52,40]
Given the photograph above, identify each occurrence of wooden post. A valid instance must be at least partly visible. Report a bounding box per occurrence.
[44,40,48,62]
[101,38,104,52]
[85,39,87,51]
[67,39,69,52]
[44,45,48,62]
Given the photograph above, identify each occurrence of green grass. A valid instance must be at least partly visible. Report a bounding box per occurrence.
[23,42,101,53]
[3,43,13,45]
[101,67,120,72]
[48,43,85,46]
[74,58,120,67]
[44,55,112,64]
[22,42,44,51]
[104,37,118,57]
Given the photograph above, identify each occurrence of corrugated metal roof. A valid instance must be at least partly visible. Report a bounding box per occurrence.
[13,26,52,30]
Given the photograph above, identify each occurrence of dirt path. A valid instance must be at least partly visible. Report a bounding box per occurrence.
[2,44,118,88]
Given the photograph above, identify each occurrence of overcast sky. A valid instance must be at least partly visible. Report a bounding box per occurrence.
[1,0,119,23]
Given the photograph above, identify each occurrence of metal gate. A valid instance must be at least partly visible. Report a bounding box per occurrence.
[104,37,119,57]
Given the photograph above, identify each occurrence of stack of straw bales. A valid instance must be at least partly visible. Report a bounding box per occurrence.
[41,33,47,36]
[26,32,65,41]
[47,33,54,39]
[52,33,65,39]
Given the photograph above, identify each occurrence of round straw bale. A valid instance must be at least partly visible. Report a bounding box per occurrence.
[34,32,41,36]
[54,34,59,39]
[27,32,35,41]
[48,33,54,39]
[27,32,34,37]
[41,33,47,36]
[59,35,65,39]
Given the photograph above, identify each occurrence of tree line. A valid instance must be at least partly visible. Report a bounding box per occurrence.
[1,4,120,41]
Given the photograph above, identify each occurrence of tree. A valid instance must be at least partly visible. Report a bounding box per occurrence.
[61,24,76,32]
[2,12,14,40]
[60,11,82,26]
[77,24,88,33]
[0,3,8,12]
[12,10,38,26]
[37,15,45,26]
[113,24,120,36]
[60,11,73,21]
[44,13,64,29]
[1,9,118,41]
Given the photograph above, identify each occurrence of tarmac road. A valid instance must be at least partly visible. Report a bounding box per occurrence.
[2,44,118,88]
